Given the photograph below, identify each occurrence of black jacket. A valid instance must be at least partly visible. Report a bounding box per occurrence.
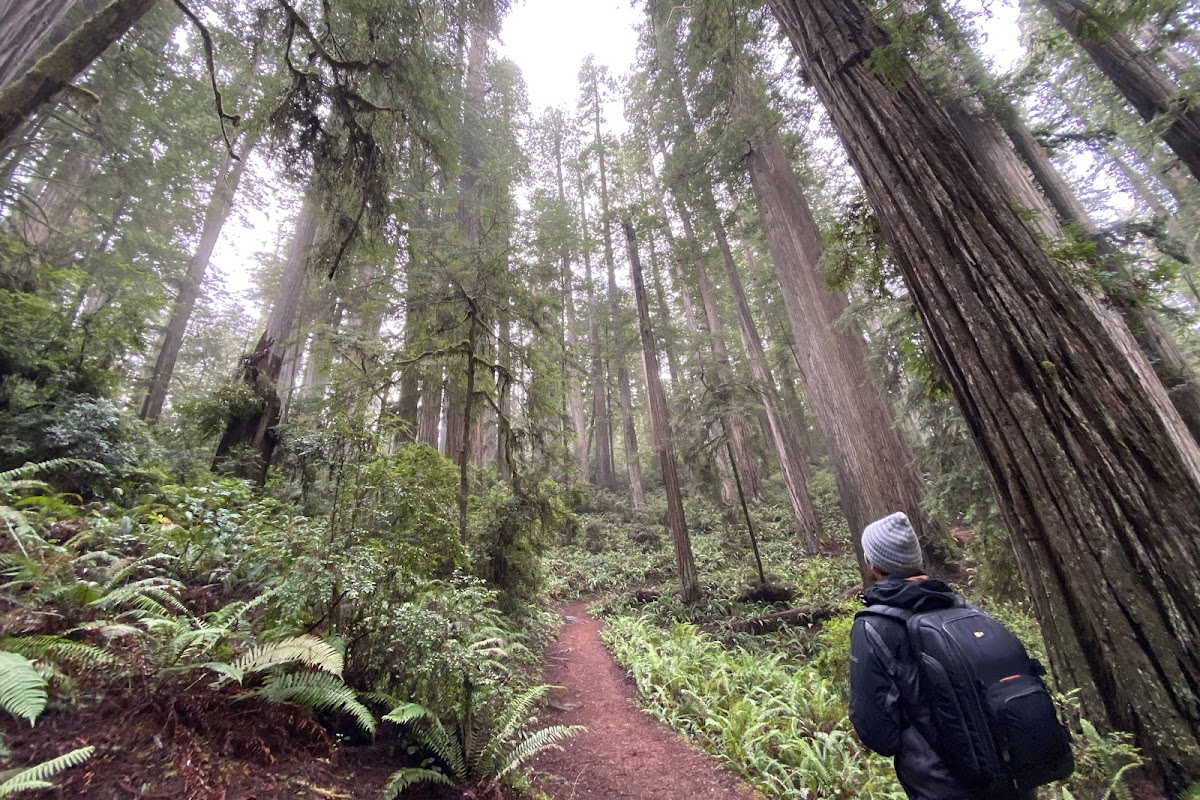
[849,572,971,800]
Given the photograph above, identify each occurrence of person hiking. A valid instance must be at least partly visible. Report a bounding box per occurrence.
[848,512,1069,800]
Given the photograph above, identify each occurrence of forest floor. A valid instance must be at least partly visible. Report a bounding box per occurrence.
[531,600,762,800]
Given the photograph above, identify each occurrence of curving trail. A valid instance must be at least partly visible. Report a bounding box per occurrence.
[531,601,762,800]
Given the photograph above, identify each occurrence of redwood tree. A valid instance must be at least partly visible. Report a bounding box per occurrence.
[1039,0,1200,181]
[624,219,700,603]
[768,0,1200,786]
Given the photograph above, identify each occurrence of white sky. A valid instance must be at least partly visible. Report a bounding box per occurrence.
[497,0,641,116]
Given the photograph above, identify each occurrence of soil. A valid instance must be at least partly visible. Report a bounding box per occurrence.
[530,601,761,800]
[0,687,449,799]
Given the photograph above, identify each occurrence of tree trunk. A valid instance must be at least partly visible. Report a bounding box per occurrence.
[417,371,443,448]
[0,0,159,144]
[1039,0,1200,181]
[733,75,936,565]
[0,0,76,91]
[212,193,320,484]
[671,194,764,509]
[769,0,1200,786]
[589,69,644,507]
[624,219,700,603]
[141,133,260,422]
[945,95,1200,444]
[578,169,615,488]
[554,128,589,480]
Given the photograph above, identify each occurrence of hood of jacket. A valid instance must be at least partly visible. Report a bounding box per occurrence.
[863,571,962,614]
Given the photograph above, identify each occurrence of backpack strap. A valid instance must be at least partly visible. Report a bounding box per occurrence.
[855,605,915,678]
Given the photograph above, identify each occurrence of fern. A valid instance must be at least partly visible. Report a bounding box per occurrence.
[249,671,376,735]
[382,686,582,794]
[233,635,343,679]
[379,767,453,800]
[492,724,581,782]
[0,635,118,670]
[0,745,94,796]
[0,459,101,488]
[1177,783,1200,800]
[0,652,47,725]
[91,577,189,618]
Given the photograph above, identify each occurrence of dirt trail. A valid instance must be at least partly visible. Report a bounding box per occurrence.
[531,601,761,800]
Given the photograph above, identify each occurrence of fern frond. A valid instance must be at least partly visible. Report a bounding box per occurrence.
[232,635,343,680]
[0,635,117,672]
[0,745,94,795]
[383,702,437,727]
[91,577,189,618]
[483,684,551,767]
[206,589,275,630]
[250,671,375,735]
[1176,783,1200,800]
[5,479,52,495]
[492,724,583,782]
[0,459,101,485]
[0,651,47,725]
[378,767,452,800]
[384,704,464,779]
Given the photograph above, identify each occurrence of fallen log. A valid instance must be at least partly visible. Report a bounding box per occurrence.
[728,603,838,634]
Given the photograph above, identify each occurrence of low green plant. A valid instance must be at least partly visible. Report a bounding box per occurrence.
[602,615,905,799]
[381,683,582,798]
[0,651,94,795]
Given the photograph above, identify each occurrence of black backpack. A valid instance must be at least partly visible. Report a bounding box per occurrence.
[856,602,1074,796]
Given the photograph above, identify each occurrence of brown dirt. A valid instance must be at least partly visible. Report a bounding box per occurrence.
[0,687,448,799]
[531,601,762,800]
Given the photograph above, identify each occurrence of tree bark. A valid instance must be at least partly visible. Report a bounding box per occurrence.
[0,0,76,91]
[946,95,1200,444]
[732,75,936,565]
[673,197,763,510]
[141,133,260,422]
[0,0,159,144]
[589,70,644,508]
[577,168,615,488]
[1039,0,1200,181]
[212,193,320,484]
[553,126,590,480]
[769,0,1200,786]
[624,220,700,603]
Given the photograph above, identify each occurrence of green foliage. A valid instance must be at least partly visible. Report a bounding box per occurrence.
[0,652,47,726]
[382,684,582,796]
[811,611,857,690]
[207,634,345,684]
[0,745,95,796]
[602,616,905,798]
[249,671,376,736]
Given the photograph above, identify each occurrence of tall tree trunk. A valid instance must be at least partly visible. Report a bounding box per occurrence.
[673,197,762,507]
[444,20,487,467]
[1039,0,1200,181]
[578,168,615,488]
[769,0,1200,786]
[212,193,320,484]
[589,69,644,507]
[0,0,159,144]
[732,75,935,563]
[624,219,699,603]
[945,95,1200,443]
[554,128,589,479]
[141,133,260,422]
[417,371,443,448]
[715,209,822,545]
[926,3,1200,441]
[0,0,76,91]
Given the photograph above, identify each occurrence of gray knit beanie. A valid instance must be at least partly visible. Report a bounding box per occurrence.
[862,512,924,574]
